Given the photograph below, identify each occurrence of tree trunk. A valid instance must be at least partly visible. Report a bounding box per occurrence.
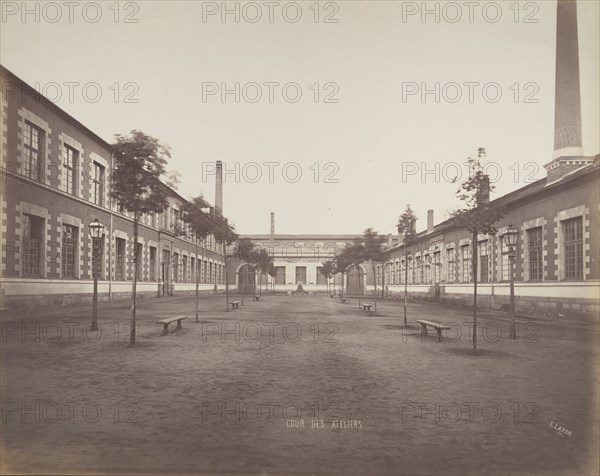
[130,211,139,345]
[195,239,200,322]
[403,253,408,327]
[241,265,247,305]
[225,258,230,311]
[472,230,478,351]
[372,263,378,312]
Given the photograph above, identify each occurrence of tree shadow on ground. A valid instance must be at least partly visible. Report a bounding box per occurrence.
[443,347,514,359]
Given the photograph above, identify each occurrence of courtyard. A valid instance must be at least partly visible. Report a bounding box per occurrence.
[1,294,598,475]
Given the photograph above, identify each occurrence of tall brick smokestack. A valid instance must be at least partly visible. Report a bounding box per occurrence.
[427,210,434,234]
[553,0,583,160]
[215,161,223,214]
[270,212,275,239]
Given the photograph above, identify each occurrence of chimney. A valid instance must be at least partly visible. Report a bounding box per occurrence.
[215,161,223,214]
[545,0,592,183]
[427,210,434,234]
[270,212,275,240]
[387,233,392,248]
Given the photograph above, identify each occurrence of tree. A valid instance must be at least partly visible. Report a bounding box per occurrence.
[235,238,256,305]
[111,130,170,345]
[397,204,417,327]
[180,195,213,322]
[266,261,276,294]
[212,214,238,310]
[451,148,504,351]
[361,228,387,312]
[333,251,353,299]
[341,242,366,305]
[256,248,271,297]
[320,260,336,296]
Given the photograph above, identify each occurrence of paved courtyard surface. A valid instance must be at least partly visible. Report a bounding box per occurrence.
[1,294,598,475]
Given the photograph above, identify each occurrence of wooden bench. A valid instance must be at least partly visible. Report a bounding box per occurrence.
[415,319,450,342]
[253,295,260,301]
[156,315,187,335]
[340,296,349,303]
[230,301,241,309]
[361,302,375,313]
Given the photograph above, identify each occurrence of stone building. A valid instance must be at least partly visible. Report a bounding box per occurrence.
[0,65,227,310]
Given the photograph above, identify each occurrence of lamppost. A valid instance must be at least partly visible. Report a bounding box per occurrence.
[88,218,105,331]
[504,225,519,340]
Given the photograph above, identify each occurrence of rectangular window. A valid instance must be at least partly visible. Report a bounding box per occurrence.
[136,243,143,280]
[92,162,105,206]
[115,238,126,280]
[527,227,543,281]
[295,266,306,284]
[209,262,213,283]
[173,253,179,283]
[461,245,471,283]
[190,258,195,283]
[479,241,488,283]
[203,260,208,283]
[182,256,188,283]
[433,251,441,284]
[22,214,43,276]
[23,121,42,180]
[447,249,455,283]
[500,236,511,281]
[149,246,157,281]
[563,217,583,280]
[92,235,104,279]
[316,266,328,285]
[275,266,286,285]
[62,225,77,278]
[62,146,78,195]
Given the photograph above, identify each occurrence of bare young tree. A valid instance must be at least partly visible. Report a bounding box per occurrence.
[111,130,170,345]
[451,148,504,351]
[397,204,417,328]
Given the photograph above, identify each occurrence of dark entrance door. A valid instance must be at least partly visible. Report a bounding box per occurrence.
[346,266,364,295]
[238,264,256,295]
[161,250,171,296]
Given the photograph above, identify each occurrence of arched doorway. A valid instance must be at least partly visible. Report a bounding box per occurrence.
[238,264,256,295]
[346,265,366,295]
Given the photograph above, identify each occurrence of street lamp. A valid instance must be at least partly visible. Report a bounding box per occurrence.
[88,218,105,331]
[504,225,519,339]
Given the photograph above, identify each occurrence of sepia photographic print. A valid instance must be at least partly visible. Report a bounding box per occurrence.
[0,1,599,475]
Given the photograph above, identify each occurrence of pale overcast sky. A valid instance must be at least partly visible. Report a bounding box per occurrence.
[2,1,599,235]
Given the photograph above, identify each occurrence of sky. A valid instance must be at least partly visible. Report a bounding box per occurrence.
[1,0,599,236]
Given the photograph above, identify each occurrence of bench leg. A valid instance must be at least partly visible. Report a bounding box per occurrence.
[176,319,182,329]
[436,328,442,342]
[162,323,169,335]
[420,324,427,341]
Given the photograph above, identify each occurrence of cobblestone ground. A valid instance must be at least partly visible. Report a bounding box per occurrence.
[1,294,598,475]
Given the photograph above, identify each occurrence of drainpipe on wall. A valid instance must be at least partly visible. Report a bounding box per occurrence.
[108,152,114,301]
[490,234,495,310]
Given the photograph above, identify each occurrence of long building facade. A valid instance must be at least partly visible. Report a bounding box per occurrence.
[228,228,375,295]
[0,66,227,310]
[379,159,599,316]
